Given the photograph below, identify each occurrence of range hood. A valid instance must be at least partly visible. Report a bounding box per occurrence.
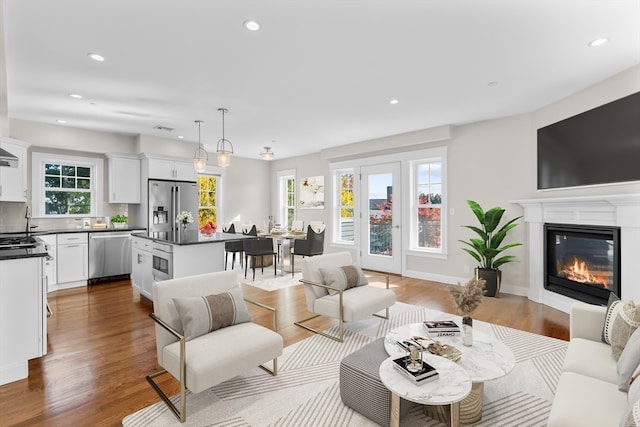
[0,146,18,167]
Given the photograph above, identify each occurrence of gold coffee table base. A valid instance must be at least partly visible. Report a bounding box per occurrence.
[460,382,484,424]
[423,402,461,427]
[424,382,483,426]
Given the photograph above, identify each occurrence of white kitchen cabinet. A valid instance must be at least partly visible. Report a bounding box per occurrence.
[39,234,57,292]
[147,157,196,182]
[131,236,153,299]
[56,233,88,287]
[0,256,46,385]
[0,138,30,202]
[107,154,141,203]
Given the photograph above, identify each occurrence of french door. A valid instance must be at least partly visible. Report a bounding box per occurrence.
[360,162,402,274]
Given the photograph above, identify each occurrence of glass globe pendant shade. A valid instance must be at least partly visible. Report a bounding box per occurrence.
[217,150,231,167]
[193,120,208,172]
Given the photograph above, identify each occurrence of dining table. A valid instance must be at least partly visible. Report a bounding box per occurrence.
[259,230,307,274]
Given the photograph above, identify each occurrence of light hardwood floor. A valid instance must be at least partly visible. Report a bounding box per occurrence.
[0,275,569,426]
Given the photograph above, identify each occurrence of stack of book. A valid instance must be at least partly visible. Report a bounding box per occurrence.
[392,356,439,384]
[423,320,461,337]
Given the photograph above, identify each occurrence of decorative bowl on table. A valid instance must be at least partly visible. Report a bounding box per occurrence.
[292,230,306,235]
[270,229,283,235]
[427,341,462,362]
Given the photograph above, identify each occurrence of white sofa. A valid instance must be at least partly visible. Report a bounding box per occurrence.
[547,302,633,427]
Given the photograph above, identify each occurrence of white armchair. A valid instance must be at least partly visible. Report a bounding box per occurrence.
[146,270,283,422]
[294,251,396,342]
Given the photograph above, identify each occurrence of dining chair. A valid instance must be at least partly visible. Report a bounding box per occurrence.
[242,224,258,236]
[244,238,277,280]
[291,224,325,276]
[223,223,244,270]
[309,221,325,233]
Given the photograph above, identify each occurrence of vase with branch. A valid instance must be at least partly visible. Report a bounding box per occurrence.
[448,277,486,346]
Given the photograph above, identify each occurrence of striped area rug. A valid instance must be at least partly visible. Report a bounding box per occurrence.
[122,303,567,427]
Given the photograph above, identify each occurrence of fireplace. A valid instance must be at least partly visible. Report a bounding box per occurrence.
[544,223,620,305]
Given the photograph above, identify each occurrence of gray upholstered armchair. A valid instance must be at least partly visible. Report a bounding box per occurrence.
[294,251,396,342]
[146,270,283,422]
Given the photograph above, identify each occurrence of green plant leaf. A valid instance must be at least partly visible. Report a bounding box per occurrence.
[467,200,485,226]
[493,255,517,269]
[461,248,482,264]
[462,225,487,240]
[460,200,522,269]
[483,207,505,233]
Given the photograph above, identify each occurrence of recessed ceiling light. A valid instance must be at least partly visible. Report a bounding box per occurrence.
[588,38,609,47]
[389,99,399,105]
[243,20,260,31]
[68,93,83,99]
[88,52,105,61]
[56,120,67,124]
[177,135,184,139]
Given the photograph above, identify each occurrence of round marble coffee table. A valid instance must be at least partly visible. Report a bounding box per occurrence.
[379,353,471,427]
[385,322,516,424]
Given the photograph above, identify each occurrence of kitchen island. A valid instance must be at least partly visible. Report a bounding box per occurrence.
[0,238,48,385]
[131,231,255,300]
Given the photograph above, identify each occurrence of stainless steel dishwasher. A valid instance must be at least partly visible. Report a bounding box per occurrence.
[88,231,132,283]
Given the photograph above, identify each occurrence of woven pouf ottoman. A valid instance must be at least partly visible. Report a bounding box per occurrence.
[340,337,411,426]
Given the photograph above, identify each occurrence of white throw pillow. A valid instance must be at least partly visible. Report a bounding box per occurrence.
[603,292,622,344]
[618,327,640,391]
[621,365,640,426]
[611,301,640,360]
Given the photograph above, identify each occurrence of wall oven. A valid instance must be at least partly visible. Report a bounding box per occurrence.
[152,242,173,281]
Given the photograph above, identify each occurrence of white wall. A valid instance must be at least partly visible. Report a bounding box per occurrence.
[10,118,137,153]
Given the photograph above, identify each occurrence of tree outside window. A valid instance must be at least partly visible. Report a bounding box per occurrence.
[416,162,442,249]
[198,175,218,227]
[339,171,355,242]
[44,163,92,215]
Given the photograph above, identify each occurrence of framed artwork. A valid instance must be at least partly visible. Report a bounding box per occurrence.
[299,176,325,209]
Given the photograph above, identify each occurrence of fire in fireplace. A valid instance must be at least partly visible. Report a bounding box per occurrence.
[544,223,621,305]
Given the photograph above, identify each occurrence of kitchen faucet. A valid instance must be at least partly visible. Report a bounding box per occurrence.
[25,205,32,235]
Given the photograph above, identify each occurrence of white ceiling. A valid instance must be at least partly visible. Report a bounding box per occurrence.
[3,0,640,160]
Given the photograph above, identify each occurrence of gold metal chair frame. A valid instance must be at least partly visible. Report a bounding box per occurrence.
[294,272,391,343]
[146,298,279,423]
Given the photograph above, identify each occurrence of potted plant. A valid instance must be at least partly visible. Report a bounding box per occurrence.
[111,214,128,229]
[459,200,522,297]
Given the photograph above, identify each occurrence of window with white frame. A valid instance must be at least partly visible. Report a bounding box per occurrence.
[334,168,355,243]
[329,147,447,256]
[32,152,103,217]
[197,174,219,228]
[412,158,444,251]
[277,169,295,229]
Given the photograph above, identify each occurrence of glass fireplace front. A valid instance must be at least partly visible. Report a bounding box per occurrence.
[544,223,620,305]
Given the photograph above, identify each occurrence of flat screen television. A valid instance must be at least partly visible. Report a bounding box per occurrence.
[537,91,640,190]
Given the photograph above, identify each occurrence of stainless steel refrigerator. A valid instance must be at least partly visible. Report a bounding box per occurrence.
[148,179,198,237]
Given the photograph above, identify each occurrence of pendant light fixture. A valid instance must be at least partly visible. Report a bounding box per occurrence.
[260,146,274,160]
[193,120,208,172]
[216,108,234,167]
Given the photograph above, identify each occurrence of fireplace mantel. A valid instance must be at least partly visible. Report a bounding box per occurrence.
[513,194,640,313]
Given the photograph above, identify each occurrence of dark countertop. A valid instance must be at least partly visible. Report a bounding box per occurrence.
[0,226,146,237]
[0,228,146,261]
[132,230,255,246]
[0,241,49,261]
